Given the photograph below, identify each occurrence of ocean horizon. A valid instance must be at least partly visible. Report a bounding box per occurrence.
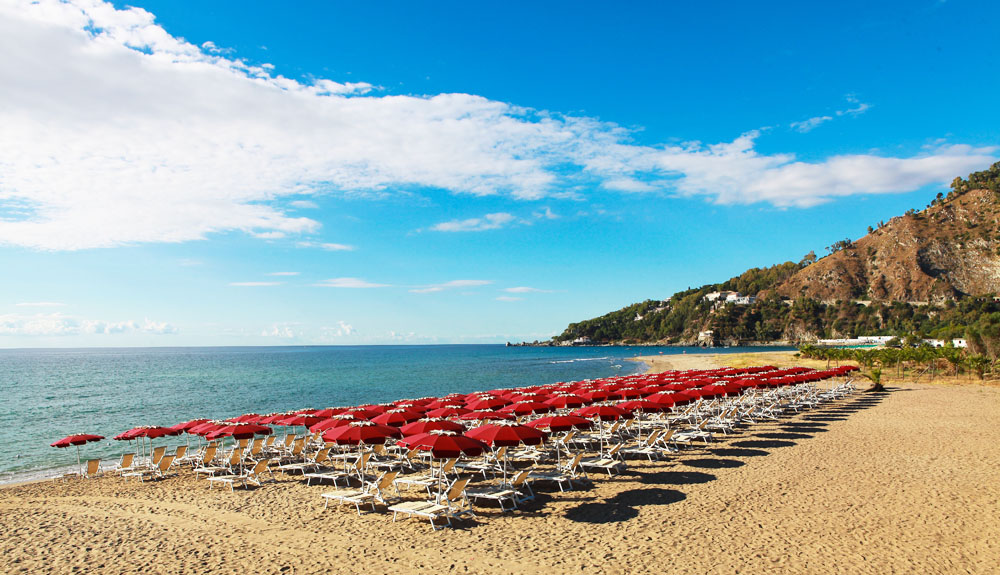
[1,344,793,483]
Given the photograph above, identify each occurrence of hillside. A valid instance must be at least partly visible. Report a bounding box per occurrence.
[546,162,1000,346]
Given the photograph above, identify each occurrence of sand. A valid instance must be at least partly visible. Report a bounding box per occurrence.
[2,352,998,574]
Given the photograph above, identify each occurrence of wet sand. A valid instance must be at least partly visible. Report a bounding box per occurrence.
[2,353,997,574]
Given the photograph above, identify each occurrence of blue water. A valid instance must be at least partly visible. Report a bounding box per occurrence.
[0,344,791,482]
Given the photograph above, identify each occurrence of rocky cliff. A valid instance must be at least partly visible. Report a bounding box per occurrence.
[775,187,1000,302]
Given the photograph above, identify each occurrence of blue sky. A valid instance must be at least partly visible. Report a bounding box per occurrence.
[0,0,997,347]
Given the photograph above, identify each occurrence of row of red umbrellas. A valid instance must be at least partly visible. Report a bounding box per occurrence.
[52,364,857,472]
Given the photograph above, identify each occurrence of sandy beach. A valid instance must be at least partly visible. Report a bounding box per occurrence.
[2,352,998,574]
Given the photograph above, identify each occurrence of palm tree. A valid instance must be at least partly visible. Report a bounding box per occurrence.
[860,366,885,393]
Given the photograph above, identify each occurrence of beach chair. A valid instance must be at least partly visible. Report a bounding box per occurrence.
[112,453,139,475]
[528,453,587,492]
[277,447,330,474]
[672,420,712,445]
[196,447,241,477]
[124,454,175,482]
[465,470,533,512]
[620,430,663,461]
[393,458,457,496]
[192,445,220,476]
[207,458,272,492]
[388,477,474,530]
[77,458,102,478]
[305,452,369,487]
[320,471,400,515]
[579,444,626,477]
[150,445,167,467]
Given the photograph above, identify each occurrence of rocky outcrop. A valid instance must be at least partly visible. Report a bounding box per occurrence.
[776,188,1000,302]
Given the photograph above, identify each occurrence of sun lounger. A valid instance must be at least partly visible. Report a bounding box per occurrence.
[465,470,533,512]
[207,458,272,491]
[579,444,626,477]
[388,477,474,530]
[321,471,400,515]
[123,454,175,482]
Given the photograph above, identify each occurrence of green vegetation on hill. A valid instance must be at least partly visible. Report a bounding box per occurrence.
[553,162,1000,347]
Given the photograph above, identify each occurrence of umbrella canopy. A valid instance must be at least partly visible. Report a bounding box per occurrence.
[114,426,181,440]
[543,394,586,409]
[50,434,104,448]
[457,410,515,421]
[205,423,273,441]
[644,392,680,408]
[51,433,104,475]
[426,406,471,418]
[308,418,348,433]
[322,421,402,445]
[370,409,422,426]
[399,418,466,436]
[526,415,594,432]
[467,422,547,447]
[572,405,632,421]
[397,430,488,459]
[465,396,510,411]
[499,401,552,416]
[170,419,211,433]
[276,414,326,428]
[616,400,666,413]
[311,407,347,418]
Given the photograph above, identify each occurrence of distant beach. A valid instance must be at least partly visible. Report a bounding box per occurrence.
[1,349,997,574]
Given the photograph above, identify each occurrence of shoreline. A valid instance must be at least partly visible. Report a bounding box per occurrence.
[2,370,997,573]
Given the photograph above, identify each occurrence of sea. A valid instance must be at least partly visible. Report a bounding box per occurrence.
[0,344,792,483]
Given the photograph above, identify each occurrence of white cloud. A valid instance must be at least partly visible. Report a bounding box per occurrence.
[289,200,319,209]
[429,213,517,232]
[0,313,176,336]
[15,301,66,307]
[790,95,872,133]
[261,323,296,338]
[321,321,356,337]
[297,241,357,251]
[229,281,282,287]
[504,286,551,293]
[313,277,389,288]
[495,296,523,302]
[533,206,559,220]
[266,271,299,276]
[410,279,492,294]
[790,115,833,133]
[647,135,995,207]
[0,1,993,251]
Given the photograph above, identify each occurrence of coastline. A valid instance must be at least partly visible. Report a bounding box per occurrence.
[634,349,811,373]
[2,351,997,573]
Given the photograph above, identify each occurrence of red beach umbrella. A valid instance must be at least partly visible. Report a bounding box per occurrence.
[571,405,632,421]
[51,433,105,448]
[308,418,348,433]
[426,406,471,418]
[543,394,586,409]
[397,430,489,459]
[457,410,515,421]
[51,433,105,475]
[467,422,547,483]
[400,418,466,436]
[644,392,680,408]
[465,396,511,411]
[499,401,552,416]
[526,415,593,432]
[467,422,547,447]
[170,419,211,433]
[277,414,326,428]
[205,423,273,441]
[371,409,423,426]
[311,408,347,418]
[322,421,402,446]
